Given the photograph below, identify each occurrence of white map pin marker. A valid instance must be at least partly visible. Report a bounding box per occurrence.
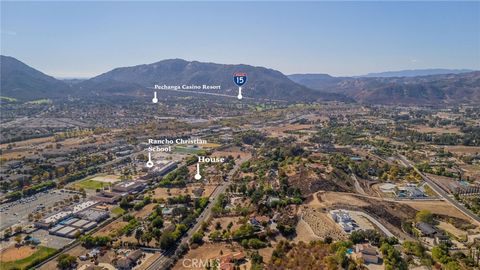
[194,163,202,180]
[237,87,243,100]
[152,91,158,103]
[146,152,154,168]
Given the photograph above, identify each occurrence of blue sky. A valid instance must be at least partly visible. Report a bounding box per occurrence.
[1,1,479,78]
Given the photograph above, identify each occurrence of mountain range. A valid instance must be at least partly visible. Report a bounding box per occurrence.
[288,72,480,105]
[358,69,474,78]
[1,55,479,105]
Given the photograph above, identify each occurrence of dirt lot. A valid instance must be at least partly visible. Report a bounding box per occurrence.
[426,173,461,193]
[90,175,121,183]
[312,191,370,208]
[173,243,248,270]
[0,245,36,262]
[152,184,217,200]
[207,216,245,233]
[460,164,480,179]
[445,145,480,155]
[211,146,252,160]
[413,125,462,134]
[437,221,469,239]
[262,124,314,137]
[133,203,157,220]
[398,200,471,221]
[94,220,128,237]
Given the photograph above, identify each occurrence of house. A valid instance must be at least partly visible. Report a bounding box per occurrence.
[353,243,379,264]
[115,250,143,270]
[211,252,246,270]
[416,222,436,237]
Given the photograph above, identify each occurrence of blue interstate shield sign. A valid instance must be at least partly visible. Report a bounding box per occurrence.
[233,72,247,87]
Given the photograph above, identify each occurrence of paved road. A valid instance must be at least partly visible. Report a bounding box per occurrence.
[348,165,366,195]
[348,210,401,242]
[147,87,285,102]
[399,155,480,225]
[145,156,248,270]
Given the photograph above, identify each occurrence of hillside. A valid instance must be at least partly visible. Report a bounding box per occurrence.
[81,59,349,102]
[289,72,480,105]
[0,55,71,101]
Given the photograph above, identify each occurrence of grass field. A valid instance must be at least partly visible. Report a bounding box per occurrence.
[111,206,126,216]
[0,246,57,270]
[73,179,111,190]
[173,146,205,154]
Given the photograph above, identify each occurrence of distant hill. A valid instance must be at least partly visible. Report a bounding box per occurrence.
[0,55,70,101]
[81,59,349,102]
[289,72,480,105]
[359,69,474,78]
[2,55,478,105]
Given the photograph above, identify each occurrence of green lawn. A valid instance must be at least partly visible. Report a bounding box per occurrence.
[174,146,204,154]
[74,179,110,190]
[111,206,126,216]
[0,246,57,270]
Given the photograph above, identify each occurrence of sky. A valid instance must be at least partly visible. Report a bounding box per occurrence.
[1,1,479,78]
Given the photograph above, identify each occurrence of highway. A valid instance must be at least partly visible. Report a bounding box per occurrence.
[145,156,249,270]
[398,155,480,225]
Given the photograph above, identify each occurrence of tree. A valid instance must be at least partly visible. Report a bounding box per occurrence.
[135,228,144,244]
[415,210,434,224]
[57,254,77,270]
[160,231,175,250]
[191,231,204,244]
[14,235,22,245]
[432,244,451,264]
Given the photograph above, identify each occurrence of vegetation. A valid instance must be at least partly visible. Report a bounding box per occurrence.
[0,246,57,270]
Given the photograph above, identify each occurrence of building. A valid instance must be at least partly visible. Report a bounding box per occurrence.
[353,244,379,264]
[416,222,436,237]
[115,250,143,270]
[91,191,123,204]
[149,161,177,177]
[330,210,354,232]
[49,225,81,238]
[71,201,98,213]
[112,180,146,194]
[35,211,72,228]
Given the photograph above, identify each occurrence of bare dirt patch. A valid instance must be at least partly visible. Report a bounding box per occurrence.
[0,245,36,262]
[211,146,252,160]
[413,125,462,135]
[94,220,128,237]
[437,221,468,239]
[152,184,217,200]
[207,216,244,233]
[445,145,480,155]
[134,203,157,220]
[398,200,471,221]
[90,175,121,183]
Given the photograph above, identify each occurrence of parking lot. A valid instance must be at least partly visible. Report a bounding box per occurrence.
[0,190,75,231]
[30,228,74,249]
